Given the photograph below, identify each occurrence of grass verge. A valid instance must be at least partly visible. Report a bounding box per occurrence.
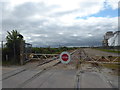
[94,48,120,54]
[2,61,20,66]
[101,63,120,76]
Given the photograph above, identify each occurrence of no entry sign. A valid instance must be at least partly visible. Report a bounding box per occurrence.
[60,52,71,64]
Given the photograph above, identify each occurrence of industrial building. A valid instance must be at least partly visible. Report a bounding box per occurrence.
[102,31,120,47]
[108,31,120,46]
[102,31,114,46]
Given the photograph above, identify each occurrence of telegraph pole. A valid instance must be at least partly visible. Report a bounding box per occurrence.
[13,42,16,62]
[1,41,3,52]
[18,34,24,65]
[1,41,3,62]
[20,40,24,65]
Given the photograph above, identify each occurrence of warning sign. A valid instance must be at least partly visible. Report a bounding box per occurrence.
[60,52,71,64]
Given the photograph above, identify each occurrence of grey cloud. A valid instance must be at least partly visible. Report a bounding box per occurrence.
[12,2,55,18]
[1,1,118,47]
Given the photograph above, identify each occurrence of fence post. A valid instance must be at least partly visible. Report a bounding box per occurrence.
[20,41,25,65]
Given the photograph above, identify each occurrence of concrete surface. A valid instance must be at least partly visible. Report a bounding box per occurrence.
[2,70,43,88]
[80,71,112,88]
[23,70,76,88]
[2,49,119,89]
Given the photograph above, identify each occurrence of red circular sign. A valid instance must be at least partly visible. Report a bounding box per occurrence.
[62,54,69,61]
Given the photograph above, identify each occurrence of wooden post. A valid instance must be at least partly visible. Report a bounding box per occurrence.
[1,41,3,52]
[20,41,25,65]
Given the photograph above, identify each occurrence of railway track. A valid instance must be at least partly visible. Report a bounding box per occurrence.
[17,61,61,88]
[2,59,60,80]
[2,49,119,88]
[2,68,26,81]
[2,59,61,88]
[75,49,119,89]
[17,50,77,88]
[2,49,78,88]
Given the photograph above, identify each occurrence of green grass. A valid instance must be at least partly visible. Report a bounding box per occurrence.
[94,48,120,53]
[2,60,20,66]
[102,64,119,69]
[102,63,120,76]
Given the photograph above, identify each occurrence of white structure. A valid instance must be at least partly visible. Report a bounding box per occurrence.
[108,31,120,46]
[102,31,114,46]
[104,31,114,40]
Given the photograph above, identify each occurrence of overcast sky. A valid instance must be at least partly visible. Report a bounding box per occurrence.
[0,0,119,47]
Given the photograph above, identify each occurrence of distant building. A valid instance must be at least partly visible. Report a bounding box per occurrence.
[102,31,114,46]
[108,31,120,46]
[102,31,120,47]
[104,31,114,40]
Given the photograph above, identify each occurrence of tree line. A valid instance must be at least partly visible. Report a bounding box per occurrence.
[2,30,24,65]
[2,30,78,65]
[31,46,77,54]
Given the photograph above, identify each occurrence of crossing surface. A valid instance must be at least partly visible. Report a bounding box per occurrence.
[2,48,119,89]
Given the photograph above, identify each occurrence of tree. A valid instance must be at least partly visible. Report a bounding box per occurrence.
[5,30,24,64]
